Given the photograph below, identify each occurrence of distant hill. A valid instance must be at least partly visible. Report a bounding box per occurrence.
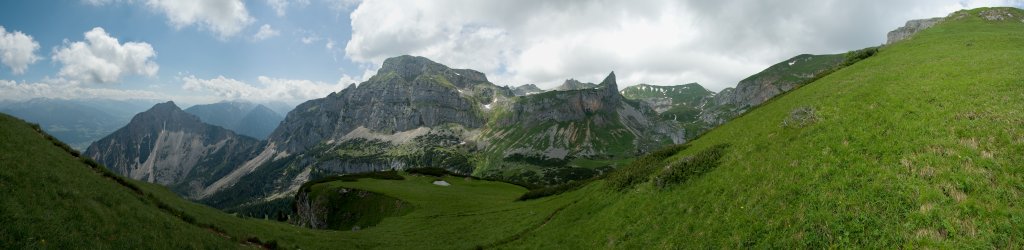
[0,98,156,150]
[184,101,283,140]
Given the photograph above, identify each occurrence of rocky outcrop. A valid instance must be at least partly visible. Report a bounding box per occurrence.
[269,55,510,154]
[698,54,844,126]
[498,73,622,127]
[554,79,598,91]
[886,17,943,45]
[512,84,544,96]
[486,72,685,163]
[85,101,262,198]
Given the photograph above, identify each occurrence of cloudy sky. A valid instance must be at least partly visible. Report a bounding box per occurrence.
[0,0,1021,106]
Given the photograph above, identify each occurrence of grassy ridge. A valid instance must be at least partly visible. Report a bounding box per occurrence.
[503,7,1024,248]
[0,114,241,249]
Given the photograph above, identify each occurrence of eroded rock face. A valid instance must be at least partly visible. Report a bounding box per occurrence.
[269,55,510,154]
[85,101,262,198]
[499,73,622,127]
[512,84,544,96]
[886,17,943,45]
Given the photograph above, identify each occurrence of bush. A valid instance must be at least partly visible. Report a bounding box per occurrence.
[406,167,467,178]
[781,106,819,128]
[653,144,730,189]
[843,46,879,66]
[517,179,588,201]
[605,144,690,191]
[298,171,405,193]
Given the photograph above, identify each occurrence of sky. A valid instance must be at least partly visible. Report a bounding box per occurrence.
[0,0,1022,106]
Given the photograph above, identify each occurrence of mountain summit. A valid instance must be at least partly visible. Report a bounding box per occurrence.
[85,101,262,199]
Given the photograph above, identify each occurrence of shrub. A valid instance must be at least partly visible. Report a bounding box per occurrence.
[406,167,463,178]
[653,144,730,189]
[517,179,588,201]
[605,144,690,191]
[843,46,879,66]
[781,106,819,128]
[298,171,405,194]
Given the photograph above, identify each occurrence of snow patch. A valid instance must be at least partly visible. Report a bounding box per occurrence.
[788,61,796,66]
[433,180,451,186]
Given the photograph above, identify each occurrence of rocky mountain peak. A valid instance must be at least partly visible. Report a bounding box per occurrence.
[599,71,617,90]
[556,78,598,91]
[376,55,490,88]
[148,101,181,114]
[886,17,943,45]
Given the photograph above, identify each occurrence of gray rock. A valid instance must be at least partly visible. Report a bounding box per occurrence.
[886,17,943,45]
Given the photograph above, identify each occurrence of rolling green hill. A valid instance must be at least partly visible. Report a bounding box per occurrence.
[3,6,1024,249]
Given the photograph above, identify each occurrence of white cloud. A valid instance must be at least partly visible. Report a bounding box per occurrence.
[0,26,41,75]
[254,24,280,40]
[345,0,1024,91]
[326,39,335,50]
[0,79,163,101]
[182,75,350,101]
[146,0,254,39]
[267,0,310,16]
[301,35,319,44]
[326,0,362,11]
[52,27,158,84]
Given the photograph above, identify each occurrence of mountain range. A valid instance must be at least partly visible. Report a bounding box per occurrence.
[184,101,284,140]
[5,7,1024,248]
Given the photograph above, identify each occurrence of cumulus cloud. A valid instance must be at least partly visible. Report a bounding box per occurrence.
[182,75,350,101]
[0,79,163,101]
[345,0,1024,90]
[146,0,254,39]
[254,24,280,40]
[0,26,41,75]
[52,27,158,84]
[267,0,310,16]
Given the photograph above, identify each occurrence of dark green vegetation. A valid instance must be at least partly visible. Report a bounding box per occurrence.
[295,181,413,230]
[5,7,1024,249]
[652,144,729,189]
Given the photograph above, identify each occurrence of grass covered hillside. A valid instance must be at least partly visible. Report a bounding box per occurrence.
[0,114,240,248]
[4,6,1024,250]
[503,7,1024,248]
[0,112,576,249]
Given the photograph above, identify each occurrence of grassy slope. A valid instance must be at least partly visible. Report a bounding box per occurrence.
[0,114,241,249]
[5,7,1023,249]
[504,8,1024,248]
[0,112,576,249]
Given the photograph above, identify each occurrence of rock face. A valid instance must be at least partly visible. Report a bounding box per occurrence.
[269,55,508,154]
[485,72,685,168]
[699,54,844,126]
[512,84,544,96]
[184,101,283,140]
[554,79,598,91]
[886,17,943,45]
[85,102,262,198]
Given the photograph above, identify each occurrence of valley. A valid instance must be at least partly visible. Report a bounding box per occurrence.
[2,5,1024,249]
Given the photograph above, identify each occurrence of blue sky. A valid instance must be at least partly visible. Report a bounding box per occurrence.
[0,0,361,105]
[0,0,1021,106]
